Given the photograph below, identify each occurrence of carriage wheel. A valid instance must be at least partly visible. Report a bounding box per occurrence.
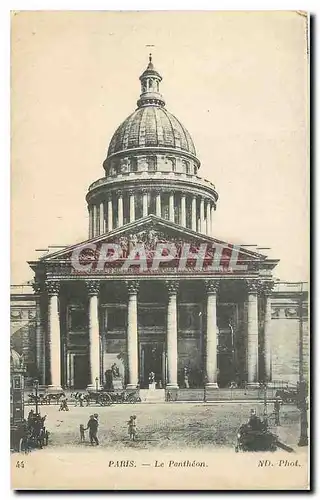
[99,394,112,406]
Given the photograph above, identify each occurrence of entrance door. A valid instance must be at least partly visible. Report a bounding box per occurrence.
[73,355,89,389]
[140,343,163,388]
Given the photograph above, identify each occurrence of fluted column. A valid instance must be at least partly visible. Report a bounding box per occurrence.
[165,281,179,388]
[93,205,98,237]
[156,191,162,217]
[86,281,101,389]
[108,196,113,232]
[206,200,210,235]
[246,280,260,385]
[200,197,205,234]
[169,192,175,222]
[126,281,139,389]
[129,191,135,223]
[181,194,186,227]
[205,280,219,387]
[33,282,44,384]
[46,281,62,390]
[117,192,124,227]
[99,202,105,235]
[210,203,214,236]
[142,190,148,217]
[263,282,274,382]
[191,196,197,231]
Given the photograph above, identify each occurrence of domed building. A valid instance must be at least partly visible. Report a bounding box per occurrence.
[10,56,308,398]
[86,55,218,238]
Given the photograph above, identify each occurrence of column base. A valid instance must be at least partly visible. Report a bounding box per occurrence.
[46,385,63,392]
[246,382,260,388]
[126,384,139,390]
[166,383,179,389]
[205,382,219,389]
[87,384,102,391]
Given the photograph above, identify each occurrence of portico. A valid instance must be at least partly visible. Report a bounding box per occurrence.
[31,243,276,392]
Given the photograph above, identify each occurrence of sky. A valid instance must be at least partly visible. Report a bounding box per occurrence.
[11,10,309,284]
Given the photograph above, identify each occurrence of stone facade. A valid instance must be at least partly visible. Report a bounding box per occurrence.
[10,56,309,392]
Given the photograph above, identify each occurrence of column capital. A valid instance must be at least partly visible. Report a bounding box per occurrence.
[205,279,220,294]
[165,280,179,295]
[259,280,275,296]
[85,280,100,296]
[32,280,43,294]
[126,280,140,295]
[141,188,149,195]
[45,281,60,295]
[154,188,162,196]
[128,189,135,196]
[116,190,123,198]
[246,279,262,295]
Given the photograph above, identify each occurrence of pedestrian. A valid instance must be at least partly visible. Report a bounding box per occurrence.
[85,414,99,446]
[183,366,190,389]
[79,393,84,407]
[79,424,86,442]
[274,396,282,426]
[127,415,137,441]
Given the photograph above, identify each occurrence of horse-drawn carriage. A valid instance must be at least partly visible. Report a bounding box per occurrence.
[235,423,278,452]
[72,388,141,406]
[11,412,49,452]
[27,391,65,406]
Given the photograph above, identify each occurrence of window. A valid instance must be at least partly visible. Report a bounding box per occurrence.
[147,156,157,172]
[130,157,138,172]
[69,308,87,331]
[168,157,176,172]
[183,160,191,174]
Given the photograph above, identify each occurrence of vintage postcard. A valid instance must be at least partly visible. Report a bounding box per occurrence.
[10,10,309,490]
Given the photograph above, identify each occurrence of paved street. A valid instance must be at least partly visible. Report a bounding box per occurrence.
[24,401,301,451]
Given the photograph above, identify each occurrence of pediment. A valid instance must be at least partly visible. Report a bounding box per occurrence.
[32,215,278,276]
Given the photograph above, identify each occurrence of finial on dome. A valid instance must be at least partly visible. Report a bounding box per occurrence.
[149,53,152,63]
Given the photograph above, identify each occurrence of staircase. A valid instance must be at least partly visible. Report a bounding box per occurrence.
[140,389,165,403]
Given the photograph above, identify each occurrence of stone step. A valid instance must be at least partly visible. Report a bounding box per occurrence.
[140,389,165,403]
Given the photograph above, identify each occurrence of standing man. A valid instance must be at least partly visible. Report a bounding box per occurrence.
[274,396,282,426]
[85,414,99,446]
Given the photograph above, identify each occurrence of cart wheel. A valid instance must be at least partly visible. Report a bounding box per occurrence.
[99,394,112,406]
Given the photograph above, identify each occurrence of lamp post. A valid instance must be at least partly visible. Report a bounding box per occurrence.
[95,377,99,392]
[34,379,39,415]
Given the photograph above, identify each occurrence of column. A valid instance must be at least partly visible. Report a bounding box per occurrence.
[142,190,148,217]
[206,200,210,236]
[86,281,101,389]
[156,191,162,217]
[169,192,175,223]
[165,281,179,388]
[126,281,139,389]
[107,196,113,232]
[117,192,123,227]
[200,197,205,234]
[191,196,197,231]
[93,205,98,237]
[33,282,44,384]
[181,194,186,227]
[205,280,219,387]
[46,281,62,390]
[99,201,105,235]
[246,280,260,385]
[129,191,135,223]
[263,282,274,382]
[210,203,215,236]
[88,206,93,239]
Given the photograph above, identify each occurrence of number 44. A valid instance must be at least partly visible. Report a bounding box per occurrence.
[16,461,25,468]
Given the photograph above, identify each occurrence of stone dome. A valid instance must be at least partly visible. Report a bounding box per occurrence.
[107,106,197,158]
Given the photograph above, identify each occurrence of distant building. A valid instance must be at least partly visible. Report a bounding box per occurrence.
[11,56,308,392]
